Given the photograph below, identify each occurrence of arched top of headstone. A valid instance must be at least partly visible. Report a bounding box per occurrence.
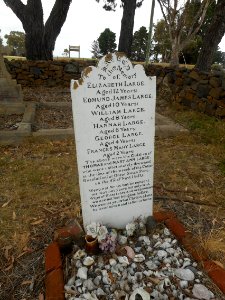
[71,52,156,228]
[72,52,150,91]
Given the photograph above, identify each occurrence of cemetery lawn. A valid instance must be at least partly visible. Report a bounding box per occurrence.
[0,102,224,297]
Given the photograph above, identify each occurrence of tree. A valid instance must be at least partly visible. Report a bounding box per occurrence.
[4,31,25,56]
[195,0,225,71]
[3,0,72,60]
[0,30,3,47]
[90,40,101,59]
[130,26,148,61]
[62,48,69,57]
[153,19,171,62]
[98,28,117,55]
[96,0,144,57]
[157,0,211,67]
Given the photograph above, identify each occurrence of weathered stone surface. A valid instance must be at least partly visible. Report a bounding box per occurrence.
[209,87,223,99]
[189,70,201,81]
[196,84,210,98]
[64,63,79,73]
[209,76,221,88]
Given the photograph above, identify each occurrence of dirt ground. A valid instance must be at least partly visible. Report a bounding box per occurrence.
[0,87,224,299]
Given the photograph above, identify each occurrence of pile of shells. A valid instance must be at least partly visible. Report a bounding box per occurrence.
[64,224,217,300]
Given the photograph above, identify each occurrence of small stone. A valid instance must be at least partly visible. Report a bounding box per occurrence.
[192,284,213,300]
[179,280,188,289]
[161,242,171,249]
[77,267,88,280]
[75,278,83,287]
[83,279,96,291]
[157,250,168,259]
[118,235,128,245]
[118,256,130,265]
[109,258,117,266]
[96,287,106,296]
[145,261,158,270]
[75,260,82,268]
[175,268,195,281]
[133,254,145,262]
[93,275,101,286]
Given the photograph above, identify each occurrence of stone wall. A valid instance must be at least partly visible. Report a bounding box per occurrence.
[5,59,225,118]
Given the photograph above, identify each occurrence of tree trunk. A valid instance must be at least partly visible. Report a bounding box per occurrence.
[118,0,137,57]
[195,0,225,72]
[3,0,72,60]
[170,43,180,67]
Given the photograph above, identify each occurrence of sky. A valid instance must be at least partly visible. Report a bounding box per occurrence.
[0,0,225,59]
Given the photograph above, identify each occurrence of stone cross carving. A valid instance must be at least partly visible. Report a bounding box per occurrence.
[0,46,23,102]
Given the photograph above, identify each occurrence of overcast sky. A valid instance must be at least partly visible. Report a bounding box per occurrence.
[0,0,225,58]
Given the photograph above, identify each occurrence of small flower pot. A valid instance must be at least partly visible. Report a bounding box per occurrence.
[85,235,99,254]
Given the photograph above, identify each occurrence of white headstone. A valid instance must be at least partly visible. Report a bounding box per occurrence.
[71,53,156,228]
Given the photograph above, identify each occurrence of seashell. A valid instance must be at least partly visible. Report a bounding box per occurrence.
[118,256,130,265]
[83,256,94,266]
[133,254,145,262]
[124,246,135,259]
[164,228,170,236]
[130,288,150,300]
[73,249,86,260]
[77,267,88,280]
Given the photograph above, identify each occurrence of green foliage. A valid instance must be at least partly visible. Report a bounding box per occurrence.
[174,111,225,147]
[91,40,101,59]
[98,28,117,55]
[213,50,225,68]
[153,19,171,62]
[130,26,148,62]
[4,31,25,56]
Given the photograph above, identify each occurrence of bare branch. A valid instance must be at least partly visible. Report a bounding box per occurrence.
[3,0,26,22]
